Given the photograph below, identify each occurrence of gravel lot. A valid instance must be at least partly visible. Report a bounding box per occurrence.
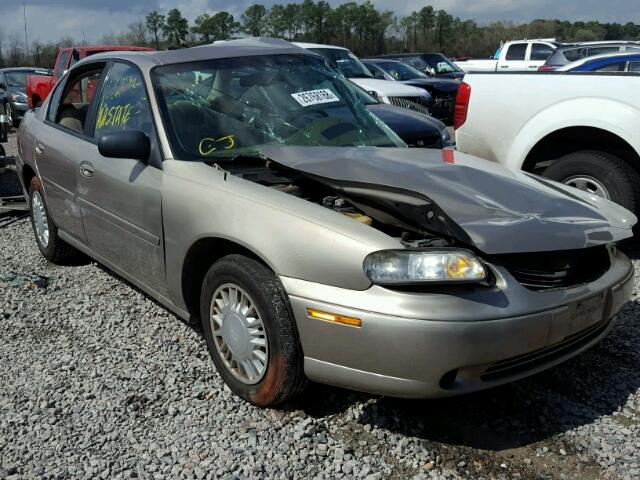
[1,130,639,480]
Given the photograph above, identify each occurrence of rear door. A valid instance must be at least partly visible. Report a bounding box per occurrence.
[527,43,555,70]
[35,63,106,242]
[499,43,527,71]
[77,61,166,294]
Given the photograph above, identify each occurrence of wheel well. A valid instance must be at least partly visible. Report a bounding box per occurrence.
[181,238,268,319]
[523,127,640,174]
[22,164,36,190]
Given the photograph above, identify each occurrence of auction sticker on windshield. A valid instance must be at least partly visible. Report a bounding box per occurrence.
[291,89,340,107]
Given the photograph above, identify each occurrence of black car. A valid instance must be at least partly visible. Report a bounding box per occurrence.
[363,58,460,124]
[373,53,465,80]
[353,85,453,148]
[540,42,640,71]
[0,67,51,126]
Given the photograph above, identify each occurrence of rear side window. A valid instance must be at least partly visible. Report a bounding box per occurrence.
[587,46,619,56]
[54,68,104,134]
[54,51,70,78]
[530,43,555,61]
[505,43,527,61]
[94,62,153,138]
[594,62,626,72]
[563,48,586,62]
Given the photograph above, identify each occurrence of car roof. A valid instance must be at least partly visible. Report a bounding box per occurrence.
[559,51,640,70]
[292,42,348,51]
[76,37,317,69]
[557,41,639,51]
[362,58,403,64]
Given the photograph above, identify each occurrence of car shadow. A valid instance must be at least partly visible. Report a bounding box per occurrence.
[292,299,640,451]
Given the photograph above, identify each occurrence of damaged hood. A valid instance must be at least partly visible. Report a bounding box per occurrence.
[260,145,636,254]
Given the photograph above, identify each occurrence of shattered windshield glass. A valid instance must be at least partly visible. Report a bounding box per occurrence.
[152,54,404,160]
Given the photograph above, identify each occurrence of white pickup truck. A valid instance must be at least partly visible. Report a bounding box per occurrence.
[455,40,559,72]
[455,72,640,216]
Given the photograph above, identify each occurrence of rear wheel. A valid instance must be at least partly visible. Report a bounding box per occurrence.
[200,254,306,407]
[543,150,640,213]
[29,177,82,264]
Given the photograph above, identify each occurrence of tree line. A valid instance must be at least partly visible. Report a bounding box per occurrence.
[2,0,640,69]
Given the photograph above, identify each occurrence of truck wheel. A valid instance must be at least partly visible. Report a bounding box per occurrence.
[200,254,306,407]
[543,151,640,213]
[28,177,82,264]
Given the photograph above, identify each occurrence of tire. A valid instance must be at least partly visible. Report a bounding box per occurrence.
[5,102,17,128]
[543,150,640,214]
[28,177,82,264]
[200,254,306,407]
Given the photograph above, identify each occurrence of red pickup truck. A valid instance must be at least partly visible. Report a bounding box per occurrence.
[26,45,153,108]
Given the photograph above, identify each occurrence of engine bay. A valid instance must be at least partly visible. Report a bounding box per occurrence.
[216,158,454,248]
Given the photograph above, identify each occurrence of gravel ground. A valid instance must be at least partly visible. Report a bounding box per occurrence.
[1,130,639,479]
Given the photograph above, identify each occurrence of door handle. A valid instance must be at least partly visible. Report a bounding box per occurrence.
[499,65,508,69]
[79,162,95,178]
[35,143,45,155]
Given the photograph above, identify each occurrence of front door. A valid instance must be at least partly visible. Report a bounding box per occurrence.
[34,65,105,242]
[498,42,527,71]
[77,61,166,295]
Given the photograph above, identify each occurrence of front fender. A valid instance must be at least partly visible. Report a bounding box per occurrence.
[160,160,401,311]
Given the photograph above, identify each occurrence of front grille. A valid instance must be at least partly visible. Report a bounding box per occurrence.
[489,245,611,291]
[388,96,431,115]
[480,317,611,382]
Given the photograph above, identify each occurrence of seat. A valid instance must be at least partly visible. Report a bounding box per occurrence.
[57,104,84,133]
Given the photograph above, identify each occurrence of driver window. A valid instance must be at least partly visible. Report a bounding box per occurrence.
[94,63,153,138]
[55,68,103,134]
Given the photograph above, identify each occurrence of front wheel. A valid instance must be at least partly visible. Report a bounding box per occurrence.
[200,254,306,407]
[543,150,640,213]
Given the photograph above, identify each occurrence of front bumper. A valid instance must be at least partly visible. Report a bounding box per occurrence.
[282,250,634,398]
[10,101,28,120]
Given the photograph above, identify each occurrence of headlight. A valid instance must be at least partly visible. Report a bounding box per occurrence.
[10,93,27,103]
[441,128,453,146]
[363,249,487,284]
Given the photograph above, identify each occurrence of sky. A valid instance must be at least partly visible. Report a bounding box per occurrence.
[2,0,640,45]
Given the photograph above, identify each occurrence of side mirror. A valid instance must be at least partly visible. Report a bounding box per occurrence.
[98,130,150,162]
[0,83,5,90]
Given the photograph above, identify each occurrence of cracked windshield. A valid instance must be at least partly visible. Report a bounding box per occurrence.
[153,54,404,160]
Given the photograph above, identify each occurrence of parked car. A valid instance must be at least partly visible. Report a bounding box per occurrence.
[0,67,51,126]
[539,41,640,71]
[25,45,154,108]
[375,52,465,79]
[454,39,559,72]
[454,72,640,216]
[293,42,432,114]
[557,52,640,72]
[362,58,460,124]
[17,39,635,408]
[351,84,453,147]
